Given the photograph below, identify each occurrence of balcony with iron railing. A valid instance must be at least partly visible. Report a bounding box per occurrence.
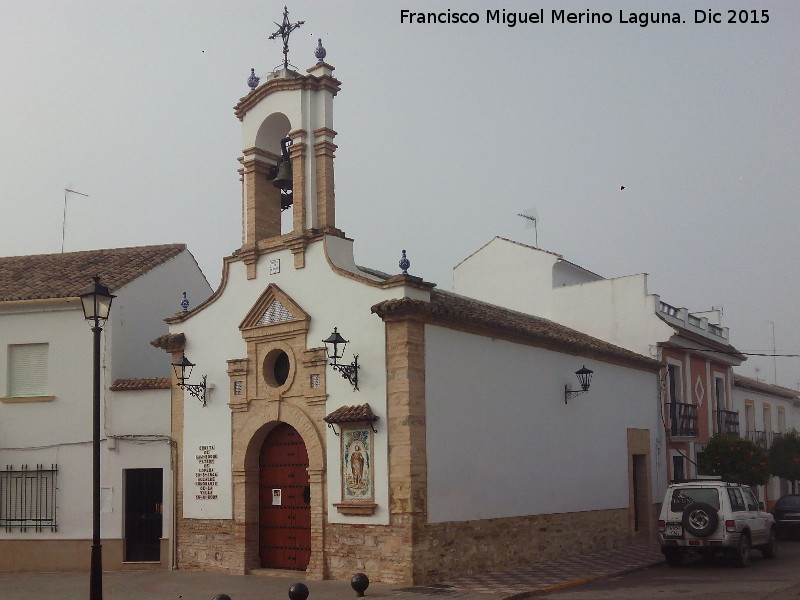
[744,430,783,450]
[666,402,699,438]
[713,409,740,436]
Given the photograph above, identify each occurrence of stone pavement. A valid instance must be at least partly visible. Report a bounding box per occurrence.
[0,542,664,600]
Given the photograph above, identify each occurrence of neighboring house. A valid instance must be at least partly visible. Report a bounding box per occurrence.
[151,55,664,585]
[453,237,746,485]
[732,374,800,508]
[0,244,212,572]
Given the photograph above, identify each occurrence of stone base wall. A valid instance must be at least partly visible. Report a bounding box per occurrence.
[177,518,238,572]
[0,538,169,572]
[325,522,413,583]
[323,506,649,585]
[419,508,632,583]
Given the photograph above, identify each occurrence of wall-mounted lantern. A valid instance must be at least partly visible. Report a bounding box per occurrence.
[172,353,209,406]
[323,327,359,391]
[565,365,593,404]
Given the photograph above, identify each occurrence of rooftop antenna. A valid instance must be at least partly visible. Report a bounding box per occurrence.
[768,319,777,384]
[517,208,538,246]
[62,188,89,252]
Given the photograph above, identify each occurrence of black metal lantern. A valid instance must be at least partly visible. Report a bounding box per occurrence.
[565,365,594,403]
[576,366,593,391]
[323,327,348,362]
[79,276,115,325]
[323,327,359,391]
[172,353,208,406]
[172,354,195,386]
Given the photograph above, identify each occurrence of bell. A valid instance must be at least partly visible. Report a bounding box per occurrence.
[272,159,292,190]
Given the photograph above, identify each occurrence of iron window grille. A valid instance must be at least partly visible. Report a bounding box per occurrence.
[0,464,58,532]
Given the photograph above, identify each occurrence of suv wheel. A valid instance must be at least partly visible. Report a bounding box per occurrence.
[681,502,719,537]
[732,534,751,568]
[663,549,684,567]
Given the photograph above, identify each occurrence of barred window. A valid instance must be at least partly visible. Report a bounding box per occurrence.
[0,464,58,532]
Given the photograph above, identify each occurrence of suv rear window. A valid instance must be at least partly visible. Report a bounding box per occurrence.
[670,487,720,512]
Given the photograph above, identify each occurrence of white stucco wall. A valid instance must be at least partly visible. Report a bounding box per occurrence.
[550,275,673,357]
[424,325,664,522]
[0,305,173,541]
[0,301,96,448]
[454,238,674,358]
[454,238,561,316]
[173,236,427,524]
[110,249,212,380]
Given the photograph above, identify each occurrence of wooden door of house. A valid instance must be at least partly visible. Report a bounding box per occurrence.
[259,423,311,570]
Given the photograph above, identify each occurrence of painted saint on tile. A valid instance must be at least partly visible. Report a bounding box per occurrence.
[342,427,372,501]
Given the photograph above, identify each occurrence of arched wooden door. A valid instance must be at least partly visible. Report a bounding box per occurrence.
[259,423,311,570]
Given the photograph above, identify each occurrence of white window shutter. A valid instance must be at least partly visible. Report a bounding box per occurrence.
[8,343,48,396]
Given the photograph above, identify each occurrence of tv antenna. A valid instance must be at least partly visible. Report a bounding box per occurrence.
[517,208,539,246]
[62,188,89,252]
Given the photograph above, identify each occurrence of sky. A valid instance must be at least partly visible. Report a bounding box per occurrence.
[1,1,798,388]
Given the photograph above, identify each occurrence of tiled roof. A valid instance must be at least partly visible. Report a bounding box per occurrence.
[733,374,800,400]
[0,244,186,302]
[109,378,171,391]
[372,290,660,371]
[323,403,379,424]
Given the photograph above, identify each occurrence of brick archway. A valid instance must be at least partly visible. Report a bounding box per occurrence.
[232,402,326,578]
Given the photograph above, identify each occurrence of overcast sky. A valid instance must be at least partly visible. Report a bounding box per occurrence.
[1,1,798,387]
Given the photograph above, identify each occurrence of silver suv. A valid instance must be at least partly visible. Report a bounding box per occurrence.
[658,480,777,567]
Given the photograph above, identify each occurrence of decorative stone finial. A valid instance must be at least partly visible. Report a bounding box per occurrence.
[315,38,327,63]
[247,67,260,91]
[399,250,410,275]
[181,292,190,312]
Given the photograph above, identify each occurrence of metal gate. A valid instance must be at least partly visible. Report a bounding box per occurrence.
[259,423,310,570]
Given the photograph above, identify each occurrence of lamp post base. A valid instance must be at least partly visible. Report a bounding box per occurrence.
[90,542,103,600]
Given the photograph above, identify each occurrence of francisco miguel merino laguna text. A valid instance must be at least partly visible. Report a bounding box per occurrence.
[400,9,769,28]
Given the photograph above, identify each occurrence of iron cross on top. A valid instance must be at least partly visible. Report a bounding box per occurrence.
[269,6,305,69]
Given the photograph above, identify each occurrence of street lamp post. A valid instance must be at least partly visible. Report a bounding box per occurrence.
[79,277,115,600]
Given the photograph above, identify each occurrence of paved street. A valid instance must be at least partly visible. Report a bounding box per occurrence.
[0,542,664,600]
[537,538,800,599]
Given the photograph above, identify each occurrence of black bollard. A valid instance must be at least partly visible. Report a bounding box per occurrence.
[288,582,310,600]
[212,595,232,600]
[351,573,369,598]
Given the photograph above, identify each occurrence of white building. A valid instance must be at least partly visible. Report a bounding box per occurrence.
[455,236,746,485]
[0,244,211,572]
[732,374,800,507]
[152,52,664,584]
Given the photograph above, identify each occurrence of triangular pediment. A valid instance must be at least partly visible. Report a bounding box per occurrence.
[239,284,309,336]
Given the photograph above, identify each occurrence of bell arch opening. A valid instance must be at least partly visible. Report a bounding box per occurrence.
[255,112,291,151]
[255,112,294,235]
